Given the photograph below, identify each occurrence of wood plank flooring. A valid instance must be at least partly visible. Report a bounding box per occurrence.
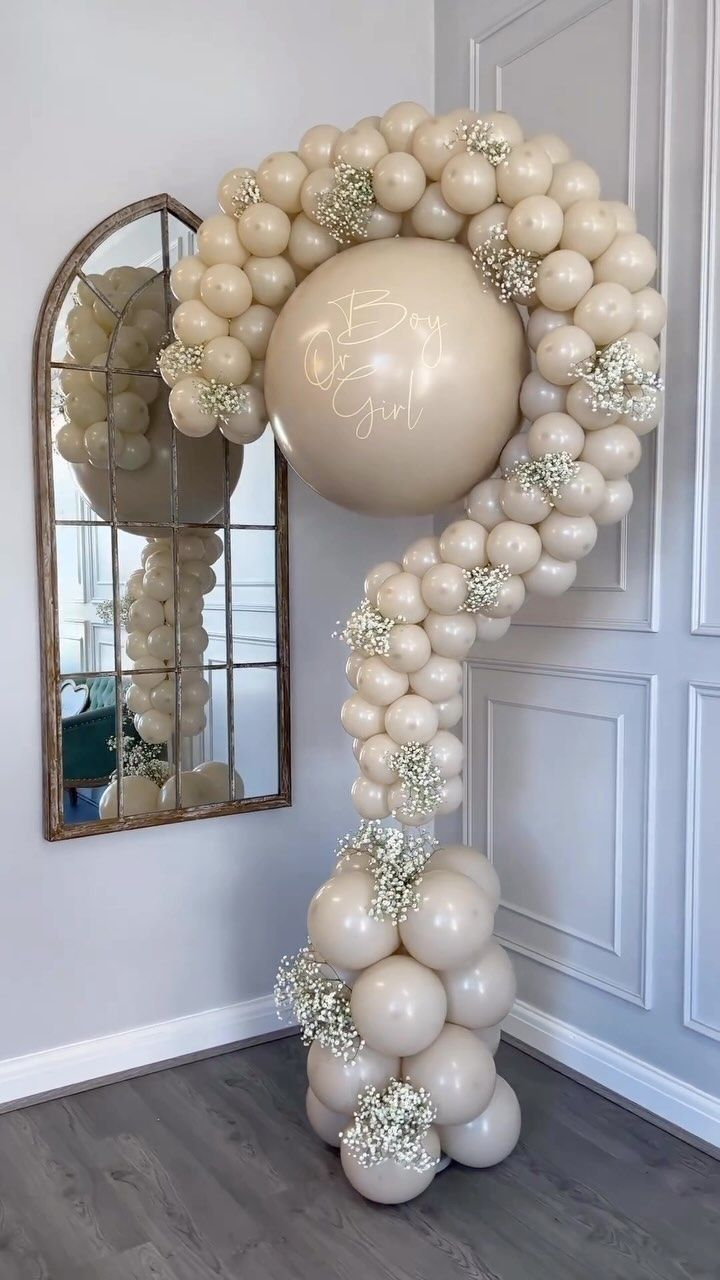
[0,1036,717,1279]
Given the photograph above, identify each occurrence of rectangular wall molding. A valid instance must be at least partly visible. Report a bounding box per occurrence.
[684,682,720,1041]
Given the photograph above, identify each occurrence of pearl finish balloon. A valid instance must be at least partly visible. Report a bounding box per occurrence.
[136,710,173,744]
[523,551,578,595]
[350,955,447,1057]
[632,287,667,338]
[500,474,552,524]
[288,214,338,271]
[467,203,511,251]
[439,1075,521,1168]
[527,412,585,459]
[256,151,308,213]
[404,1023,496,1125]
[531,132,571,163]
[437,775,464,816]
[440,152,496,215]
[200,264,253,320]
[435,693,463,729]
[440,942,517,1029]
[507,195,563,255]
[593,233,657,291]
[364,560,401,605]
[217,167,255,215]
[379,100,431,153]
[385,694,439,745]
[574,282,634,345]
[341,1128,440,1203]
[307,871,398,970]
[244,256,296,308]
[410,655,463,703]
[429,729,464,779]
[427,845,501,910]
[487,521,542,574]
[439,519,487,570]
[603,200,637,234]
[496,143,553,204]
[298,124,340,171]
[519,370,567,419]
[173,300,229,346]
[237,202,291,257]
[581,425,642,479]
[474,614,511,643]
[560,199,616,259]
[594,477,634,524]
[170,254,205,302]
[99,776,159,819]
[201,335,252,385]
[219,385,268,445]
[499,433,531,473]
[359,733,399,785]
[383,623,432,674]
[402,536,441,576]
[399,870,494,969]
[565,378,619,430]
[341,694,386,740]
[168,377,217,438]
[536,325,595,386]
[334,125,388,170]
[372,153,426,212]
[305,1087,348,1149]
[412,116,462,179]
[307,1041,399,1114]
[539,512,598,561]
[465,477,505,530]
[377,572,429,624]
[423,611,476,659]
[481,573,526,619]
[265,239,527,516]
[356,657,409,706]
[410,182,465,239]
[229,304,276,358]
[536,249,595,312]
[351,776,390,820]
[623,330,661,375]
[421,563,468,614]
[196,214,247,267]
[548,160,601,210]
[346,651,364,688]
[552,461,605,516]
[526,306,573,351]
[483,111,524,146]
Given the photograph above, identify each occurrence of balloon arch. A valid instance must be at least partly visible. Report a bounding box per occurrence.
[160,102,665,1203]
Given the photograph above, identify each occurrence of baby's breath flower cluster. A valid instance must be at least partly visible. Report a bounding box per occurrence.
[157,340,204,382]
[473,224,539,304]
[342,1078,439,1172]
[452,118,511,166]
[315,161,375,245]
[107,732,171,787]
[230,175,262,216]
[339,598,397,657]
[506,450,579,501]
[462,563,511,613]
[197,379,250,423]
[274,944,363,1061]
[572,338,662,422]
[96,588,132,628]
[336,820,436,924]
[388,742,442,819]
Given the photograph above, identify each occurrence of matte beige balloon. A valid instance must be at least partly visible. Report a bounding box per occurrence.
[409,655,463,703]
[552,461,605,516]
[581,424,642,479]
[519,370,568,419]
[217,167,255,216]
[372,153,427,213]
[199,264,252,320]
[383,623,432,674]
[428,729,464,779]
[229,304,276,358]
[356,657,409,706]
[593,477,634,524]
[421,563,468,614]
[565,378,619,430]
[200,336,252,385]
[632,287,667,338]
[403,1023,496,1125]
[333,125,388,169]
[467,203,511,251]
[593,232,657,291]
[359,732,399,785]
[170,254,205,302]
[412,116,462,179]
[487,521,542,574]
[427,845,501,910]
[527,411,585,459]
[196,214,247,267]
[573,282,634,345]
[439,519,488,570]
[410,182,465,239]
[379,100,431,153]
[539,511,598,561]
[523,551,577,596]
[384,694,439,746]
[465,477,505,530]
[440,942,517,1029]
[256,151,308,214]
[376,572,428,624]
[99,776,159,819]
[351,776,390,820]
[530,132,571,163]
[547,160,601,210]
[536,325,596,386]
[435,693,463,729]
[340,1128,440,1203]
[560,199,616,259]
[298,124,340,172]
[305,1087,348,1148]
[496,143,553,204]
[244,256,296,308]
[350,954,447,1057]
[340,694,386,740]
[423,611,477,659]
[402,536,441,576]
[438,1076,521,1168]
[507,195,564,255]
[399,869,494,969]
[500,474,552,523]
[364,560,401,605]
[307,870,398,970]
[237,203,291,257]
[307,1040,399,1114]
[173,300,229,346]
[440,152,496,215]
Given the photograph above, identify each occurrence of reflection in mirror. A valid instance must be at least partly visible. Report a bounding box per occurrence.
[36,196,290,838]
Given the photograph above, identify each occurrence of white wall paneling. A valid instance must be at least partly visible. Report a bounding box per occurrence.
[684,683,720,1042]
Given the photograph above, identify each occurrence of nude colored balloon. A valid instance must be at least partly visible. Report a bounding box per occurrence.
[507,195,563,255]
[604,200,637,234]
[364,560,401,605]
[351,776,390,820]
[593,233,657,291]
[99,776,159,819]
[346,651,364,689]
[217,167,255,215]
[523,551,578,596]
[265,239,527,516]
[487,521,542,574]
[379,100,431,153]
[467,203,511,251]
[201,335,252,385]
[298,124,340,172]
[399,869,494,969]
[200,264,252,320]
[168,377,217,438]
[560,199,616,259]
[136,709,173,744]
[500,474,552,524]
[574,282,634,345]
[499,433,530,473]
[440,942,517,1029]
[402,536,441,576]
[623,330,661,375]
[350,954,447,1057]
[527,411,585,459]
[229,304,276,358]
[427,845,501,909]
[385,694,439,745]
[421,563,468,614]
[334,125,388,170]
[170,254,205,302]
[553,461,606,516]
[308,870,398,970]
[632,287,667,338]
[256,151,308,214]
[410,655,462,703]
[237,202,291,257]
[474,613,511,642]
[526,306,573,352]
[479,574,526,619]
[359,732,399,785]
[300,167,334,220]
[219,384,268,446]
[412,116,462,179]
[308,1041,399,1114]
[197,214,247,267]
[619,388,663,436]
[244,256,295,308]
[565,378,619,430]
[465,477,505,529]
[410,182,465,239]
[548,160,601,210]
[372,153,426,212]
[429,729,464,779]
[288,213,338,271]
[496,143,552,205]
[341,694,386,740]
[376,571,428,624]
[593,477,634,525]
[356,656,409,706]
[403,1023,496,1126]
[439,519,487,570]
[340,1128,440,1203]
[423,611,476,659]
[531,132,571,163]
[440,1075,521,1168]
[581,424,642,479]
[483,111,524,146]
[539,512,598,561]
[440,152,496,215]
[305,1087,348,1148]
[536,325,595,386]
[519,370,567,419]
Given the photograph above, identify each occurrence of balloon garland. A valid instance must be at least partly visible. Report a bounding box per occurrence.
[163,102,666,1203]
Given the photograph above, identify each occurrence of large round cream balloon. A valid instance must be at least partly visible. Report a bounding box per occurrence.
[265,238,528,515]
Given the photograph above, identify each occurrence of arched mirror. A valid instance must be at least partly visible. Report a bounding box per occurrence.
[34,194,290,839]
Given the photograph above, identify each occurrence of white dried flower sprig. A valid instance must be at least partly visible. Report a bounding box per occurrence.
[197,379,250,423]
[342,1078,438,1172]
[451,119,511,166]
[388,742,442,819]
[274,944,363,1061]
[462,563,511,613]
[230,175,262,216]
[335,820,436,924]
[315,161,375,245]
[473,224,539,304]
[107,733,171,788]
[571,338,663,423]
[157,340,204,382]
[338,598,398,657]
[506,450,579,501]
[96,588,132,628]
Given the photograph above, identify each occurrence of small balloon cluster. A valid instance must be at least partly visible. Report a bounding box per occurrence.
[54,266,165,473]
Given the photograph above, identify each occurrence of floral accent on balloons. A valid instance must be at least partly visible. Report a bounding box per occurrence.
[453,118,511,165]
[335,821,436,923]
[387,743,442,819]
[230,174,262,216]
[157,340,204,383]
[507,451,580,501]
[572,338,663,422]
[315,160,375,245]
[473,224,540,304]
[342,1078,438,1172]
[461,563,511,613]
[275,944,363,1061]
[107,731,171,788]
[340,598,397,657]
[197,379,250,423]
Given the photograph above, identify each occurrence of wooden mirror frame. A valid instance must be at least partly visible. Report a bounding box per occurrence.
[34,194,291,840]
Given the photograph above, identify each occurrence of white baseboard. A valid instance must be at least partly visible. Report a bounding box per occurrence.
[0,994,293,1112]
[505,999,720,1151]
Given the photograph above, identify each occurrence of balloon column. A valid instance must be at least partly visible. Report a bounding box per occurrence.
[166,102,665,1202]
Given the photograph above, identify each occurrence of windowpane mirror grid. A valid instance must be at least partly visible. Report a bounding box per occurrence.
[35,195,290,839]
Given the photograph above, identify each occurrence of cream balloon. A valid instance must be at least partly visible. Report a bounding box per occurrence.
[333,125,388,169]
[305,1087,348,1149]
[536,325,596,386]
[409,655,463,703]
[229,304,276,358]
[384,694,439,746]
[465,478,505,530]
[427,845,501,910]
[341,694,386,740]
[573,282,635,345]
[199,264,252,320]
[379,100,431,153]
[593,232,657,291]
[384,623,432,674]
[434,694,463,729]
[307,871,398,970]
[421,563,468,614]
[428,729,464,779]
[565,378,619,430]
[539,512,597,561]
[593,477,634,525]
[486,521,542,575]
[376,572,428,624]
[265,239,527,516]
[256,151,308,214]
[438,519,487,570]
[307,1041,399,1114]
[173,300,229,346]
[403,1023,496,1125]
[99,776,159,819]
[298,124,340,171]
[399,870,495,969]
[632,287,667,338]
[372,153,426,213]
[358,733,399,785]
[438,1076,521,1168]
[560,199,616,259]
[412,116,462,179]
[547,160,601,210]
[402,536,441,576]
[364,560,401,605]
[288,213,338,271]
[531,132,571,163]
[507,195,564,255]
[196,214,247,267]
[440,942,517,1029]
[244,256,296,308]
[581,425,642,479]
[519,370,567,419]
[340,1128,440,1204]
[346,651,364,689]
[536,249,595,312]
[552,461,605,516]
[423,612,476,660]
[170,254,205,302]
[237,202,291,257]
[350,954,447,1057]
[500,475,552,524]
[526,307,573,352]
[351,776,390,820]
[527,412,585,459]
[440,152,496,215]
[356,657,409,706]
[523,551,578,596]
[200,336,252,385]
[410,182,466,240]
[496,143,552,204]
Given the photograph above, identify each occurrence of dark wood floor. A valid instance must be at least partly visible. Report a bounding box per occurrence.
[0,1036,717,1280]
